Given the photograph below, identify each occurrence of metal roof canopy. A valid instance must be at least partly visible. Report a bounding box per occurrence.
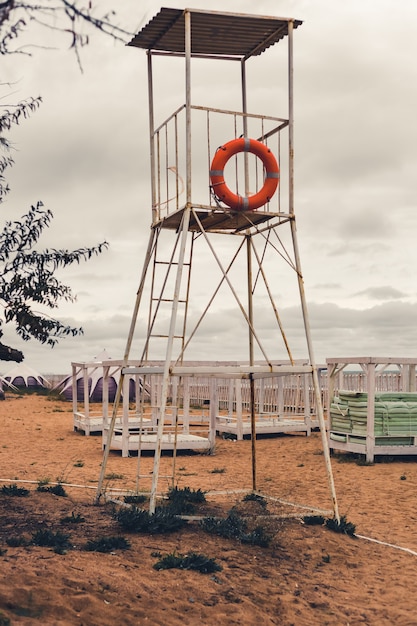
[128,7,302,59]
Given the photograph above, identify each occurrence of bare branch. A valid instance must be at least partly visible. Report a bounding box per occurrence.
[0,1,133,56]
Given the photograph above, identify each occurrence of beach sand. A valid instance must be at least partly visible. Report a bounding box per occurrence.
[0,392,416,625]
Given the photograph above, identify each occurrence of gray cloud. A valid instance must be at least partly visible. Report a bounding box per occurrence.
[353,286,406,301]
[2,0,417,374]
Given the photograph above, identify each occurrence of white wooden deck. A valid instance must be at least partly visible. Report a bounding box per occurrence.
[73,412,152,436]
[103,428,213,457]
[327,357,417,462]
[216,413,312,440]
[329,432,417,458]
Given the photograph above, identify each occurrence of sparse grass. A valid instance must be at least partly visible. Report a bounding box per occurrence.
[154,551,222,574]
[9,387,49,398]
[325,515,356,537]
[115,506,155,532]
[60,512,85,524]
[166,486,206,515]
[242,492,267,508]
[73,460,84,468]
[6,535,29,547]
[36,478,50,488]
[303,515,325,526]
[200,512,247,539]
[241,526,272,548]
[47,391,68,402]
[124,494,148,505]
[31,529,71,554]
[210,467,226,474]
[334,452,374,466]
[84,536,130,553]
[200,511,272,547]
[36,482,68,497]
[1,484,30,497]
[104,473,124,480]
[115,506,188,534]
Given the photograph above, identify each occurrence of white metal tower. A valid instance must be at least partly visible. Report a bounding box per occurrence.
[96,8,339,519]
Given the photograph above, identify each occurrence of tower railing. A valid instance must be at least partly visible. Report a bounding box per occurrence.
[151,104,289,223]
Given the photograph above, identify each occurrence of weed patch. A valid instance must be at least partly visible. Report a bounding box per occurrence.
[325,515,356,537]
[166,486,206,515]
[124,494,148,505]
[6,535,29,547]
[154,551,222,574]
[241,526,271,548]
[31,529,71,553]
[60,512,85,524]
[200,511,247,539]
[116,506,188,534]
[36,481,68,497]
[303,515,325,526]
[84,536,130,553]
[200,511,272,547]
[104,473,124,480]
[242,492,267,508]
[1,484,30,497]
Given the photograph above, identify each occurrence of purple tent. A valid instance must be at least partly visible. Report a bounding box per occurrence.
[2,364,50,390]
[53,351,144,403]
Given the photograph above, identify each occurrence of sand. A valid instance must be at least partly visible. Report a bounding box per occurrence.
[0,392,416,625]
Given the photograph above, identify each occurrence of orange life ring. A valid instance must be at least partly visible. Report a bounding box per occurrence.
[209,138,279,211]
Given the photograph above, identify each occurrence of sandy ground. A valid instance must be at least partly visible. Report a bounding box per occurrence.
[0,392,416,625]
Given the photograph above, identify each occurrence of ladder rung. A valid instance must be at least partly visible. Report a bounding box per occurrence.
[154,261,191,266]
[150,334,184,339]
[151,298,187,303]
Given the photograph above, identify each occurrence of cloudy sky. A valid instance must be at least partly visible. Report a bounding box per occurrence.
[2,0,417,375]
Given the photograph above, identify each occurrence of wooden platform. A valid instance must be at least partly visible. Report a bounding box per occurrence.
[103,429,213,457]
[327,357,417,462]
[329,432,417,458]
[73,413,151,436]
[156,205,291,234]
[216,414,312,440]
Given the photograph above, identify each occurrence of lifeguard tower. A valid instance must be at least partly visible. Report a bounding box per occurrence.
[96,7,339,518]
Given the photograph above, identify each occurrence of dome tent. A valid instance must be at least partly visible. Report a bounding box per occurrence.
[2,364,50,390]
[54,350,141,403]
[0,375,18,400]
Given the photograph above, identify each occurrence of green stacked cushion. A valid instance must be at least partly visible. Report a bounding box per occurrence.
[330,391,417,438]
